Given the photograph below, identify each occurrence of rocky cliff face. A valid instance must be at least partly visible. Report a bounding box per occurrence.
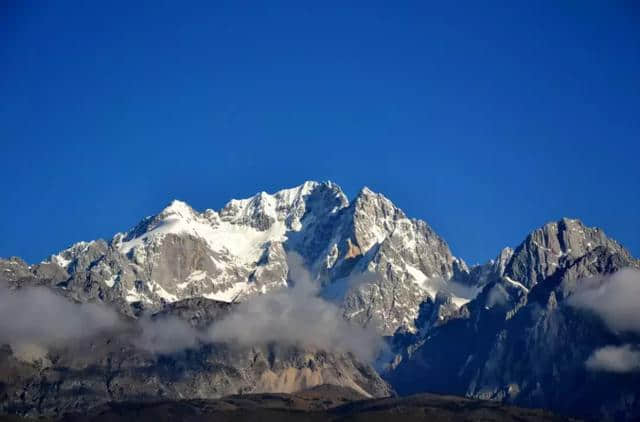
[502,218,631,289]
[311,187,466,334]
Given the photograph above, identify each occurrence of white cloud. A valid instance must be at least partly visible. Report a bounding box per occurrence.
[0,253,384,361]
[208,253,383,362]
[0,286,202,355]
[568,268,640,334]
[134,316,202,354]
[0,286,122,348]
[586,344,640,373]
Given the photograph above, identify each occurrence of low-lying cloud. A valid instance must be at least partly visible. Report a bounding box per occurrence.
[485,284,509,308]
[567,269,640,373]
[586,344,640,373]
[0,253,384,362]
[134,316,202,354]
[209,253,383,362]
[0,286,122,348]
[0,286,201,355]
[568,268,640,334]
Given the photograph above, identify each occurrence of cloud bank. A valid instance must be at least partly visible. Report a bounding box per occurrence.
[566,269,640,373]
[209,253,383,362]
[0,286,122,348]
[0,253,384,362]
[568,268,640,334]
[485,284,509,308]
[134,316,202,354]
[0,286,202,355]
[586,344,640,373]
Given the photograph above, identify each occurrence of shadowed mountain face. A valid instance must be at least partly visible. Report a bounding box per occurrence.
[386,222,640,422]
[0,182,639,421]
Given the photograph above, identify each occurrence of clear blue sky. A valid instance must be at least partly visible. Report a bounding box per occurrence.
[1,2,639,265]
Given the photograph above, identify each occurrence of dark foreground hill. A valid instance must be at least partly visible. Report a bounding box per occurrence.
[12,385,578,422]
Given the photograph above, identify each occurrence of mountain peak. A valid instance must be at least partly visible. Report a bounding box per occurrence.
[541,217,585,231]
[224,181,326,208]
[359,186,375,195]
[355,186,391,201]
[160,199,195,218]
[218,181,347,231]
[300,179,321,192]
[502,217,628,288]
[352,186,405,225]
[354,186,398,207]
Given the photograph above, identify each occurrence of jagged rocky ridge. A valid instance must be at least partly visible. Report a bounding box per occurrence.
[1,182,639,421]
[15,181,469,335]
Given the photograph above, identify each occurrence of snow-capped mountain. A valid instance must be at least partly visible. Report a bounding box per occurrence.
[1,181,640,421]
[34,181,471,334]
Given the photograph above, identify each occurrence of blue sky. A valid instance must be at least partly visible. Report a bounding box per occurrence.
[1,2,639,265]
